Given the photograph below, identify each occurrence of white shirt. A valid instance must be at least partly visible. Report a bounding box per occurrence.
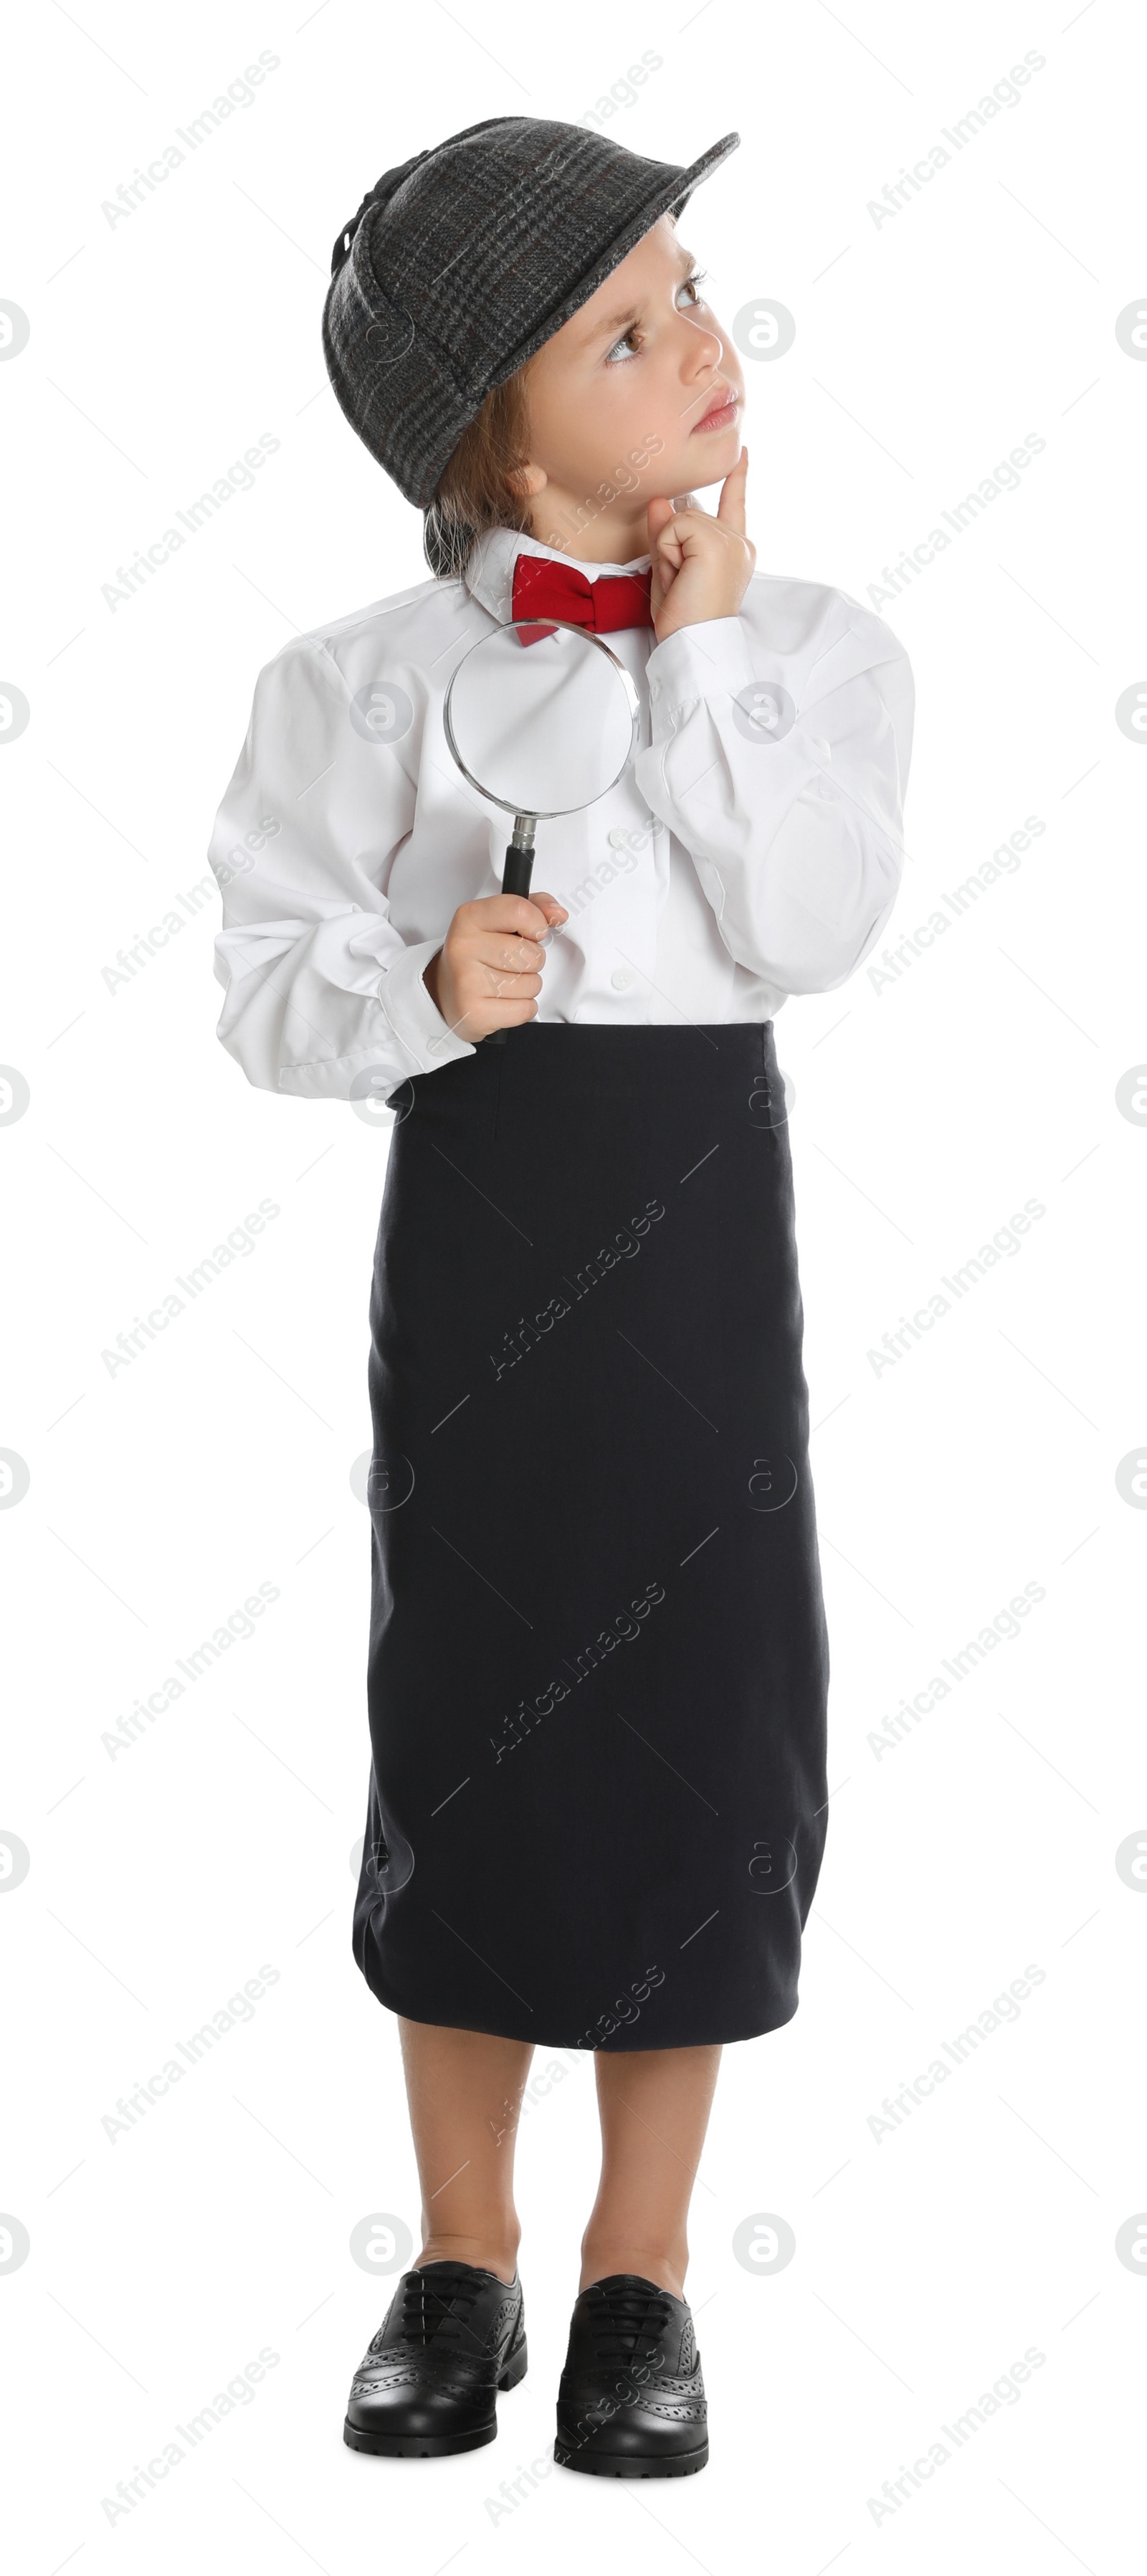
[207,523,914,1099]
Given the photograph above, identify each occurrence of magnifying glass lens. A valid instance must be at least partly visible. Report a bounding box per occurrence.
[444,621,639,818]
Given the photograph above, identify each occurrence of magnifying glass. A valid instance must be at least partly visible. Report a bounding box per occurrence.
[442,617,641,896]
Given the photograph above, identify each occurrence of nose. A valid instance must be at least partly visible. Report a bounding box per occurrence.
[680,311,724,381]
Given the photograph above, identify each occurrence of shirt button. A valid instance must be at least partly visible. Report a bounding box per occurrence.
[649,679,660,701]
[611,966,634,991]
[608,828,630,849]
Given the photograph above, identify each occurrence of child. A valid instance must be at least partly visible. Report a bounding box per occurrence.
[208,115,913,2478]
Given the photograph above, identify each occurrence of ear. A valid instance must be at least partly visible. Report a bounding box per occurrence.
[505,461,548,500]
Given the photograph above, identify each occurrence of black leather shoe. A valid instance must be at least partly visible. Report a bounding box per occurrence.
[343,2259,527,2457]
[553,2274,708,2476]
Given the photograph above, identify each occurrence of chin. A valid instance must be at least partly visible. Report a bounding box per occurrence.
[682,432,743,485]
[677,459,734,496]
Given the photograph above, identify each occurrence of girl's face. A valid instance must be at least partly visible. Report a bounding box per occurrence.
[511,214,745,557]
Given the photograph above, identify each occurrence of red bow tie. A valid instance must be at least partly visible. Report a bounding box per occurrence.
[510,551,654,646]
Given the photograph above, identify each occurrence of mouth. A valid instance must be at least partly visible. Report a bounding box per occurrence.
[690,386,741,434]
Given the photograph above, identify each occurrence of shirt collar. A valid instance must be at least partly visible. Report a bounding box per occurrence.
[462,524,653,624]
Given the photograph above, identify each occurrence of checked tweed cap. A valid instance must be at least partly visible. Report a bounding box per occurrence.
[322,115,740,509]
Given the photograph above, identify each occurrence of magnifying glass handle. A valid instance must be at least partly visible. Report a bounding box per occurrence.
[501,814,537,899]
[502,845,533,896]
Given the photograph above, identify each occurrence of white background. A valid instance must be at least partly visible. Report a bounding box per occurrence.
[2,2,1144,2569]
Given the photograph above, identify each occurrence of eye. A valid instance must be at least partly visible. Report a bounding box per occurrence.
[604,272,709,363]
[605,323,641,365]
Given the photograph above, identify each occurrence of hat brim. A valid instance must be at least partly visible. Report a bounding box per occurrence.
[487,130,741,399]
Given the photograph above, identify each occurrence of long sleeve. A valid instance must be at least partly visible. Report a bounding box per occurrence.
[208,635,475,1099]
[635,581,914,997]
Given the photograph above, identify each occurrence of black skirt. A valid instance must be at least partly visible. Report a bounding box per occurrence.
[353,1022,829,2051]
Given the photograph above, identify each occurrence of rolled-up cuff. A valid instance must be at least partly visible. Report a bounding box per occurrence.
[646,616,756,726]
[377,938,477,1072]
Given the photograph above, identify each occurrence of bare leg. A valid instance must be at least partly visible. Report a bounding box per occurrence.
[398,2017,534,2286]
[579,2045,722,2299]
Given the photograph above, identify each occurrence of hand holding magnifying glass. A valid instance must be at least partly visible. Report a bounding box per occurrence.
[429,615,642,1041]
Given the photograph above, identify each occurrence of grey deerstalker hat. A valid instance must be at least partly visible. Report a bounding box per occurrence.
[322,116,740,509]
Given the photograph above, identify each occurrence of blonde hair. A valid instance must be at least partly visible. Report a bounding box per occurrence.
[422,363,538,580]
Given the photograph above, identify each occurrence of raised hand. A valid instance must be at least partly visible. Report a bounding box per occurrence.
[647,447,755,642]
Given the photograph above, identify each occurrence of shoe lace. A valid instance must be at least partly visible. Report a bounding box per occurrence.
[586,2280,673,2367]
[384,2268,491,2361]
